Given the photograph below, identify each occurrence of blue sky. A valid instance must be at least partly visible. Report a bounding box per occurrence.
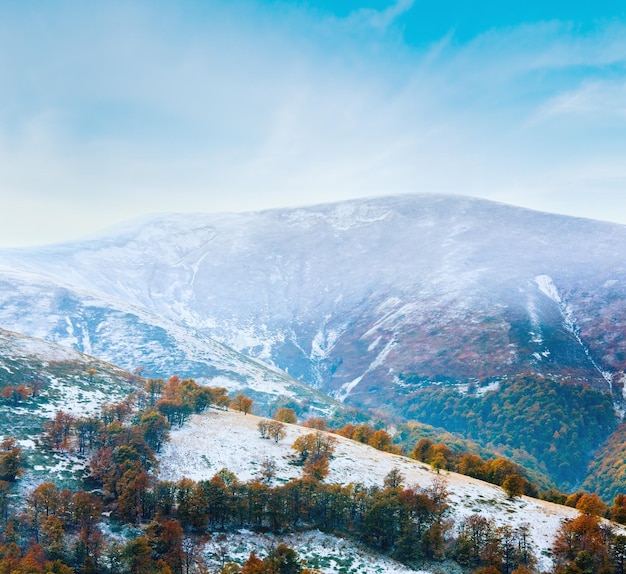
[0,0,625,246]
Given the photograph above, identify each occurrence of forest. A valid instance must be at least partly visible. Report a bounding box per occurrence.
[400,374,618,489]
[0,375,624,573]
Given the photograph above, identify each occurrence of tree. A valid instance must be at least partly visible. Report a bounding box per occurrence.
[430,452,447,473]
[146,518,184,574]
[367,429,394,452]
[0,438,24,482]
[301,417,328,431]
[274,408,297,424]
[211,387,231,410]
[425,474,450,518]
[411,438,434,461]
[122,536,166,574]
[260,458,277,484]
[352,424,375,444]
[0,385,29,405]
[576,493,608,517]
[145,378,165,407]
[43,411,75,451]
[486,458,523,486]
[30,377,45,397]
[303,454,330,482]
[258,420,270,439]
[241,552,264,574]
[457,453,488,480]
[140,410,171,452]
[553,514,612,573]
[157,399,187,427]
[611,494,626,524]
[231,393,254,415]
[75,417,103,454]
[612,534,626,574]
[0,480,11,524]
[28,482,60,542]
[383,467,404,489]
[502,474,526,499]
[454,514,495,568]
[265,543,302,574]
[292,432,336,463]
[41,515,67,561]
[267,421,286,443]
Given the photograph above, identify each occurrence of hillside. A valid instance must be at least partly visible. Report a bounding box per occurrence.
[0,269,340,417]
[1,194,626,492]
[3,194,626,396]
[0,325,623,572]
[0,327,138,487]
[157,409,598,573]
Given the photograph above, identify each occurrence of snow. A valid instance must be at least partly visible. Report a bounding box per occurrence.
[535,275,613,387]
[535,275,562,305]
[456,380,500,396]
[203,529,430,574]
[1,194,625,404]
[0,328,84,364]
[311,322,344,361]
[336,376,362,402]
[157,410,616,573]
[337,336,396,401]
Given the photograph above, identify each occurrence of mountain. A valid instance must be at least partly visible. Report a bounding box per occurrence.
[3,195,626,401]
[1,193,626,490]
[0,267,339,417]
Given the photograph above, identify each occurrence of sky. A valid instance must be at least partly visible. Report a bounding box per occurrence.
[1,0,626,247]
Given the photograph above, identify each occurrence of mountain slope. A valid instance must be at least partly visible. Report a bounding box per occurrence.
[2,194,626,490]
[2,194,625,405]
[157,408,611,573]
[0,327,139,487]
[0,268,340,416]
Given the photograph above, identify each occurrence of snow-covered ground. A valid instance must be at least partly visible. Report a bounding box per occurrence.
[157,410,611,573]
[2,193,624,405]
[203,529,433,574]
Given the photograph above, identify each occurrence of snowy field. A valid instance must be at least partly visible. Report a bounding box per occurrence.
[157,410,611,573]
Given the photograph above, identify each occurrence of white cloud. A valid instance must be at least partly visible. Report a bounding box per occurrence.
[0,2,625,247]
[533,80,626,121]
[350,0,415,31]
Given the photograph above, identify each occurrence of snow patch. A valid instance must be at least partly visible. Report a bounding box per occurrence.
[535,275,613,388]
[367,336,382,352]
[311,321,344,361]
[535,274,561,304]
[336,376,363,403]
[203,529,429,574]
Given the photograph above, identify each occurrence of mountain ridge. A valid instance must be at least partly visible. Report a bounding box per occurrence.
[6,193,624,394]
[2,193,626,492]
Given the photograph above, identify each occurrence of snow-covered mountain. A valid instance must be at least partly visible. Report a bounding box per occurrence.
[0,267,338,417]
[2,194,626,414]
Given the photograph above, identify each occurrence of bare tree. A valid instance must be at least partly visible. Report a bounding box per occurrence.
[267,421,286,443]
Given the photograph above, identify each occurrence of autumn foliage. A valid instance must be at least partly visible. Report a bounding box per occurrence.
[0,372,624,574]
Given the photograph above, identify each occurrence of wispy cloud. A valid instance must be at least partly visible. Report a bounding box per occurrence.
[349,0,415,31]
[533,80,626,121]
[0,1,625,246]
